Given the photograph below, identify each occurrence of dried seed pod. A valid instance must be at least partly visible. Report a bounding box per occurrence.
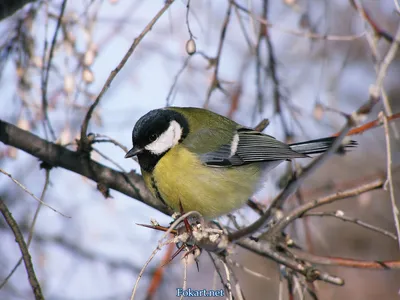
[185,38,196,55]
[84,50,95,66]
[284,0,297,6]
[59,128,71,145]
[64,74,75,93]
[17,118,30,131]
[82,68,94,84]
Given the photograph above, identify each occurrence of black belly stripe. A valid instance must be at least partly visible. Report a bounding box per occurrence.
[150,175,168,207]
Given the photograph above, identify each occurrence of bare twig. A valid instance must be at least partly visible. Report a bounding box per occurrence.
[221,259,233,300]
[234,5,255,52]
[0,167,67,217]
[371,22,400,91]
[381,90,399,139]
[227,258,270,281]
[92,133,139,163]
[80,0,175,148]
[395,0,400,14]
[166,56,191,106]
[237,238,344,286]
[303,210,397,240]
[270,178,384,235]
[41,0,68,141]
[350,0,395,43]
[254,1,267,116]
[357,1,400,138]
[92,147,127,173]
[181,256,188,300]
[132,212,205,299]
[0,198,44,300]
[376,25,400,139]
[286,270,295,300]
[278,275,284,300]
[208,253,230,295]
[290,248,400,269]
[145,243,175,299]
[259,0,290,138]
[130,244,162,300]
[294,189,315,255]
[40,0,50,138]
[233,1,365,41]
[185,0,195,39]
[130,214,197,300]
[231,272,245,300]
[332,112,400,137]
[253,118,270,132]
[382,112,400,249]
[93,133,129,152]
[204,2,232,107]
[0,169,51,289]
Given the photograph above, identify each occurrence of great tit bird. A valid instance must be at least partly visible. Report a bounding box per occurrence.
[125,107,355,219]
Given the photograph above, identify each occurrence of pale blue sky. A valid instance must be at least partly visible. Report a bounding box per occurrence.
[0,0,398,299]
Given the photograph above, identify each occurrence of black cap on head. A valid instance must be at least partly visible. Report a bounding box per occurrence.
[131,109,189,149]
[124,109,190,166]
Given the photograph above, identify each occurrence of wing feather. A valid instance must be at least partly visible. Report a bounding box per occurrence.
[199,128,306,167]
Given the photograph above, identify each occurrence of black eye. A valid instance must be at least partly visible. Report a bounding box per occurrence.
[149,134,157,142]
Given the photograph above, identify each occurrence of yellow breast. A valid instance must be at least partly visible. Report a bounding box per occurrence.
[142,145,262,219]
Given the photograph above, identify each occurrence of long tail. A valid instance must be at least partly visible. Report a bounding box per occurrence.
[289,137,357,155]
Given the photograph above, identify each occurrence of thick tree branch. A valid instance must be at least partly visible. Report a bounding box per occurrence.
[0,0,36,21]
[0,119,172,216]
[290,247,400,270]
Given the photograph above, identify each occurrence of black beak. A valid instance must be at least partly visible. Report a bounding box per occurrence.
[125,146,143,158]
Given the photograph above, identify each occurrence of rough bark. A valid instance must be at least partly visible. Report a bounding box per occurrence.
[0,119,171,216]
[0,0,36,21]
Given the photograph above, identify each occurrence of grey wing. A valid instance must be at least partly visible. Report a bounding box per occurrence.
[201,128,307,167]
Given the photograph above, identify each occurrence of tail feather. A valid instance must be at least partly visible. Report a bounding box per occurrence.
[289,137,357,156]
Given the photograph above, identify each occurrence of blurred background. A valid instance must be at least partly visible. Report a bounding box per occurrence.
[0,0,399,299]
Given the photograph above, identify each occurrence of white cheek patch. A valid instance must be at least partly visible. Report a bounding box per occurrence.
[230,133,239,157]
[145,120,182,155]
